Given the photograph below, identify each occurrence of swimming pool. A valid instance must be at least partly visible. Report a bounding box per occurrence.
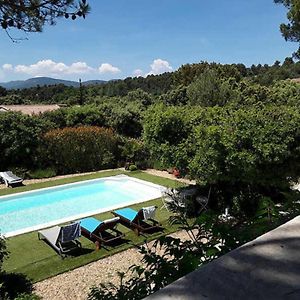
[0,175,166,237]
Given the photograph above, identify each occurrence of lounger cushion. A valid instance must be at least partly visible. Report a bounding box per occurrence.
[103,217,120,225]
[114,208,137,222]
[39,226,61,247]
[80,217,103,233]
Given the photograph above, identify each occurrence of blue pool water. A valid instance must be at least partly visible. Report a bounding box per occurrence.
[0,175,164,237]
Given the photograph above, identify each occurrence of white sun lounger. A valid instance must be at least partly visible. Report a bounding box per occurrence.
[38,222,82,258]
[0,171,23,187]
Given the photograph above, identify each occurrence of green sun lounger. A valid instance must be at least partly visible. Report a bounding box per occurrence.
[112,206,161,236]
[80,217,124,249]
[38,222,82,258]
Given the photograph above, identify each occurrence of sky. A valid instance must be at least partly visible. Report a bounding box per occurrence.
[0,0,297,82]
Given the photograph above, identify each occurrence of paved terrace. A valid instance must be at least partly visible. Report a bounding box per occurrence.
[146,215,300,300]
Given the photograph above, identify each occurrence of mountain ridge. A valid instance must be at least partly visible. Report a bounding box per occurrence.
[0,77,107,90]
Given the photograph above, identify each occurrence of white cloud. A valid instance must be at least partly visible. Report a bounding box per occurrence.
[1,60,122,80]
[98,63,121,74]
[2,64,13,71]
[66,62,94,74]
[132,69,144,77]
[12,59,94,77]
[146,59,173,76]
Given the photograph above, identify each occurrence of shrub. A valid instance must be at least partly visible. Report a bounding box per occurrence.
[42,126,119,174]
[0,112,52,170]
[27,168,57,179]
[120,138,150,169]
[129,164,138,171]
[0,235,7,271]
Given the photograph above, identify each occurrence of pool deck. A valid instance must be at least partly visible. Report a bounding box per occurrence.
[146,215,300,300]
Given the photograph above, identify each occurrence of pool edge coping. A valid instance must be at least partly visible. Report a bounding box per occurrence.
[3,174,167,238]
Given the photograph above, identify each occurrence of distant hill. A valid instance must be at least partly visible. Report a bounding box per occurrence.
[0,77,107,90]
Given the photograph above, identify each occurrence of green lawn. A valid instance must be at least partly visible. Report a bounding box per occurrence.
[2,170,186,283]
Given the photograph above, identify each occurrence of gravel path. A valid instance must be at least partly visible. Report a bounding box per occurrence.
[34,231,190,300]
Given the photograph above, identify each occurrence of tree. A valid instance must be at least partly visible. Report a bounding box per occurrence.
[186,69,238,107]
[0,112,52,169]
[0,86,7,97]
[0,0,90,36]
[275,0,300,57]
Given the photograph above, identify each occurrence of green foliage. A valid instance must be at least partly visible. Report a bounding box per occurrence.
[255,197,279,222]
[187,69,238,106]
[14,294,41,300]
[269,80,300,105]
[120,138,149,169]
[0,235,7,270]
[0,86,7,97]
[42,126,119,174]
[0,112,52,169]
[87,196,240,300]
[159,85,188,106]
[128,164,138,171]
[233,80,270,106]
[143,105,190,169]
[0,1,90,33]
[189,107,300,186]
[1,60,300,106]
[27,168,57,179]
[103,101,144,138]
[143,104,300,215]
[126,89,153,106]
[65,105,106,127]
[275,0,300,57]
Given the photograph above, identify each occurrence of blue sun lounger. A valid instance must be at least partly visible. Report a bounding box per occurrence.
[112,206,161,235]
[80,217,124,249]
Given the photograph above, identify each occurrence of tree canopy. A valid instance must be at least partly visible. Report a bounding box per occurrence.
[275,0,300,57]
[0,0,90,35]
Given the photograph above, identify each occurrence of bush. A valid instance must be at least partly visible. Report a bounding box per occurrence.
[120,138,150,169]
[26,168,57,179]
[42,126,119,174]
[13,293,41,300]
[129,164,138,171]
[0,235,7,271]
[0,112,52,170]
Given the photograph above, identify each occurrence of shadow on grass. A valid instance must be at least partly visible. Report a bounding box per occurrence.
[0,272,33,299]
[70,247,94,257]
[141,227,165,236]
[105,237,131,248]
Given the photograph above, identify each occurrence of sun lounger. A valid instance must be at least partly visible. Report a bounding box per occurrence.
[38,222,81,258]
[112,206,161,235]
[80,217,124,250]
[0,171,23,187]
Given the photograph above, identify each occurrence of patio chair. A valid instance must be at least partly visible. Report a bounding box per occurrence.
[112,206,162,236]
[38,222,81,258]
[80,217,124,250]
[0,171,23,187]
[161,188,182,211]
[195,186,211,213]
